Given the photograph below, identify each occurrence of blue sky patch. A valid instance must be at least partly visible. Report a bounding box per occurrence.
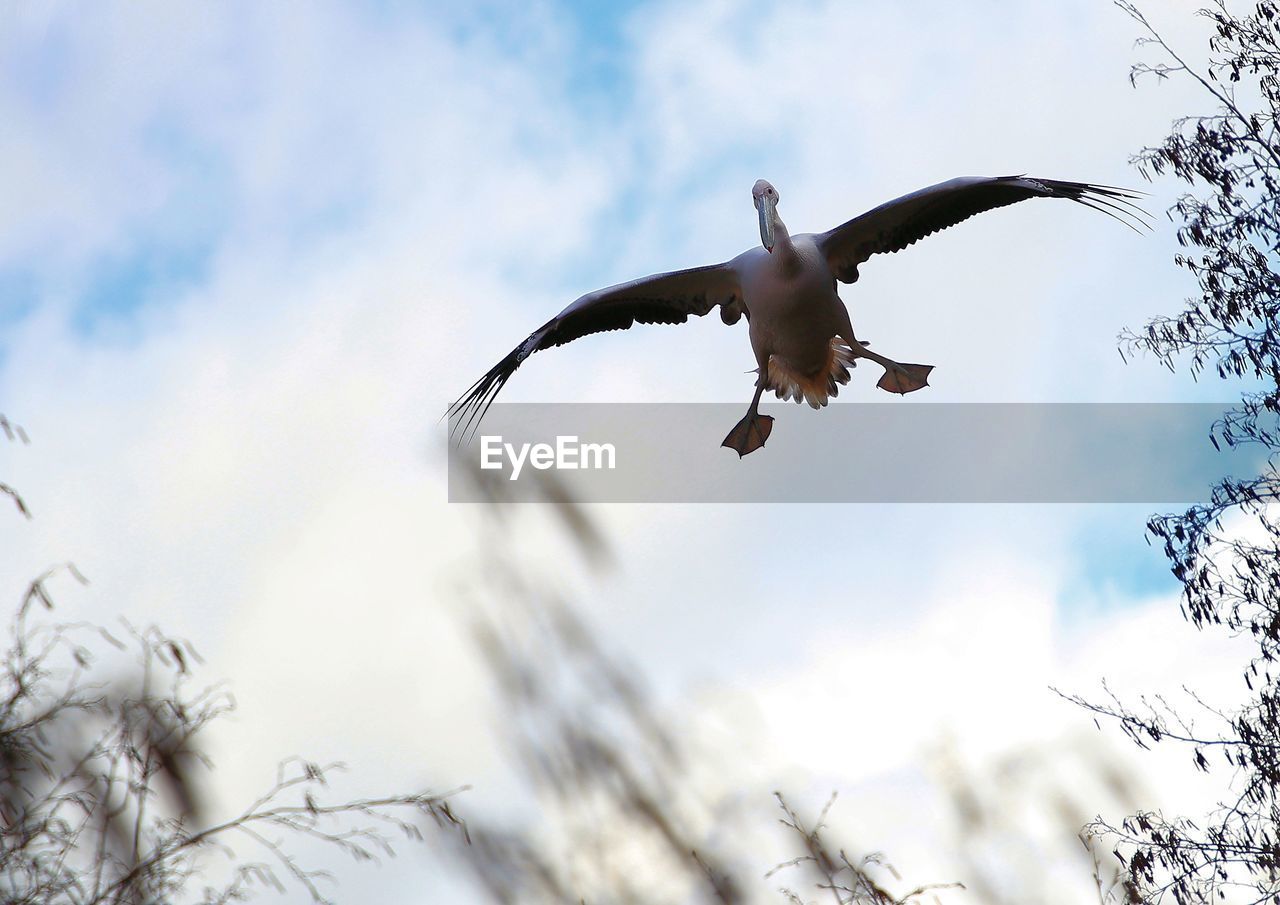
[73,241,212,335]
[1060,505,1182,620]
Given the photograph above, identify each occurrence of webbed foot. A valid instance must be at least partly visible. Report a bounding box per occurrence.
[877,363,934,395]
[721,412,774,457]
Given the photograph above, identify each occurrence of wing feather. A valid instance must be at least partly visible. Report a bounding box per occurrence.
[448,262,743,442]
[817,176,1148,284]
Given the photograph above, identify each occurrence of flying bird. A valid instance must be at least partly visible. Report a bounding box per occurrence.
[450,175,1145,457]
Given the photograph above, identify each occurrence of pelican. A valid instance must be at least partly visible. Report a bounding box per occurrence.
[450,176,1144,456]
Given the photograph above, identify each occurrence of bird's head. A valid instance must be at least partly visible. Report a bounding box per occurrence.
[752,179,780,253]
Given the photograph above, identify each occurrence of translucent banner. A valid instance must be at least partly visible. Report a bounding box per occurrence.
[446,403,1267,504]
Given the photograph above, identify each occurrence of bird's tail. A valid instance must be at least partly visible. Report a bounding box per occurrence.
[767,337,857,409]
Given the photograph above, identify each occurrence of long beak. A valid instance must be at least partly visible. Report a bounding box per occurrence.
[757,196,776,253]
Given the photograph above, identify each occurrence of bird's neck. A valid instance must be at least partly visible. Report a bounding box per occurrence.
[771,214,802,271]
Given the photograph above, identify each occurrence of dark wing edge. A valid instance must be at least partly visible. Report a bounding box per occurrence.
[447,262,743,444]
[818,176,1150,284]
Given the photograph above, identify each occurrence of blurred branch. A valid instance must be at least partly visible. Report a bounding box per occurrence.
[2,413,30,518]
[447,484,958,904]
[0,563,469,905]
[1,482,29,519]
[766,792,959,905]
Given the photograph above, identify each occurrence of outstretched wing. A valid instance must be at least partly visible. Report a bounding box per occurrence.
[817,176,1148,284]
[449,262,744,442]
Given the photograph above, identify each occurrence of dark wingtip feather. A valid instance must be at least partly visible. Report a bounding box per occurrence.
[448,346,523,447]
[1037,179,1153,233]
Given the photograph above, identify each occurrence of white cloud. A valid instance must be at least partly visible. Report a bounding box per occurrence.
[0,1,1254,902]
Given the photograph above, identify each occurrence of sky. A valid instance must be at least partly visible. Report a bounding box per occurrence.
[0,1,1259,902]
